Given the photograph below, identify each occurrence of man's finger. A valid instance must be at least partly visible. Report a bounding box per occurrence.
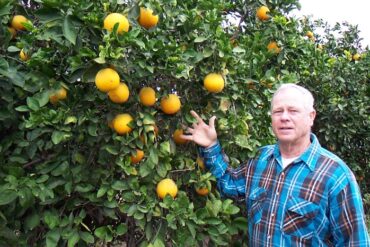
[180,134,193,141]
[190,110,204,123]
[186,127,194,134]
[209,116,216,129]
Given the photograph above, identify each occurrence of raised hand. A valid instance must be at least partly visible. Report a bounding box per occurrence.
[180,110,218,148]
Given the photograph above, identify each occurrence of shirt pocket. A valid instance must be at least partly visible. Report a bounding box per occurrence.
[248,187,267,224]
[283,196,320,238]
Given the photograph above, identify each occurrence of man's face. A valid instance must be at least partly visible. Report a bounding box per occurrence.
[271,88,316,145]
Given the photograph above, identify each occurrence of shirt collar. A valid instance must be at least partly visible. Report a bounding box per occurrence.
[272,133,321,171]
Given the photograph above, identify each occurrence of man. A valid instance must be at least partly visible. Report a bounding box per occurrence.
[181,84,370,246]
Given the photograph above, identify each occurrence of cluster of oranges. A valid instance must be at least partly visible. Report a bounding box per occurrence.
[8,15,31,61]
[99,8,227,199]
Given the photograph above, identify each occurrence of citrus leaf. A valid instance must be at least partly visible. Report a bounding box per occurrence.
[0,189,18,205]
[46,229,60,247]
[80,231,94,243]
[63,15,77,45]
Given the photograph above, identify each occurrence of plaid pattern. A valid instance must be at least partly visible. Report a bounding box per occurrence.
[199,134,370,246]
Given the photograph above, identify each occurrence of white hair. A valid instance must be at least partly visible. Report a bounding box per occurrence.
[272,83,315,111]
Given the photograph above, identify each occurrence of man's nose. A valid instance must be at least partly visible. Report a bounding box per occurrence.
[280,110,290,120]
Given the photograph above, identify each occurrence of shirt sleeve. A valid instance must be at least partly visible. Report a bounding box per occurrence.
[198,142,247,198]
[329,174,370,246]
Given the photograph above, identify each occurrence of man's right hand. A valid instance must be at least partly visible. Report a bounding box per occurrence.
[180,110,218,148]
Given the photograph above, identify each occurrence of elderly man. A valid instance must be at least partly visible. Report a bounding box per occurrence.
[181,83,370,246]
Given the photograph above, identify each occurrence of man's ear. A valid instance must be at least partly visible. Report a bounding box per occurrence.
[309,110,316,125]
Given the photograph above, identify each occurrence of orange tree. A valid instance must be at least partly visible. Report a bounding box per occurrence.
[0,0,369,246]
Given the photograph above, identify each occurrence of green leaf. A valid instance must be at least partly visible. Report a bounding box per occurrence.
[0,190,17,205]
[97,186,108,198]
[0,1,12,16]
[36,91,51,107]
[24,213,40,230]
[7,46,20,52]
[80,231,94,243]
[232,47,246,53]
[67,230,80,247]
[27,97,40,111]
[51,131,70,145]
[46,229,60,247]
[15,105,29,112]
[116,223,128,235]
[152,238,165,247]
[94,226,108,240]
[44,211,59,229]
[63,15,77,45]
[194,36,207,43]
[111,180,128,190]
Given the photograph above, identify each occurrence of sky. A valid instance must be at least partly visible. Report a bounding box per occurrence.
[292,0,370,48]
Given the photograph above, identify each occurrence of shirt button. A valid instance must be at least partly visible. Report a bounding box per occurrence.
[271,213,275,217]
[267,235,271,239]
[276,192,279,196]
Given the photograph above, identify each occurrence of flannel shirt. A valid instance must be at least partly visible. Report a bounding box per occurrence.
[199,133,370,246]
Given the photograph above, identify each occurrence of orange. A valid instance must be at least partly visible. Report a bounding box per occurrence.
[352,53,361,61]
[108,82,129,103]
[103,13,129,33]
[306,31,314,39]
[139,87,156,106]
[8,27,16,39]
[11,15,29,31]
[256,6,270,21]
[156,178,178,199]
[130,149,144,164]
[56,87,67,100]
[267,41,281,54]
[173,129,188,145]
[196,157,205,170]
[113,113,133,135]
[49,87,67,104]
[19,49,29,61]
[160,94,181,114]
[203,73,224,93]
[138,7,159,29]
[95,68,120,92]
[195,186,210,196]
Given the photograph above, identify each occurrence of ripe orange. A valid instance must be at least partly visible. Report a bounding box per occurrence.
[203,73,225,93]
[49,87,67,104]
[352,53,361,61]
[113,113,133,135]
[130,149,144,164]
[8,27,16,39]
[108,82,129,103]
[256,6,270,21]
[19,49,28,61]
[138,7,159,29]
[156,178,178,199]
[139,87,156,106]
[95,68,120,92]
[195,186,210,196]
[11,15,29,31]
[103,13,129,33]
[267,41,281,54]
[196,157,205,170]
[160,94,181,115]
[173,129,188,145]
[306,31,314,39]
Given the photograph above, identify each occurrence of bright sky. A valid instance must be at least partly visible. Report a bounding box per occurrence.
[292,0,370,48]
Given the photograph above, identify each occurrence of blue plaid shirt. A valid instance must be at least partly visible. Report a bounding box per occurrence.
[199,134,370,246]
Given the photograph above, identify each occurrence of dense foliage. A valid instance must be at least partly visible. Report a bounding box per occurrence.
[0,0,368,246]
